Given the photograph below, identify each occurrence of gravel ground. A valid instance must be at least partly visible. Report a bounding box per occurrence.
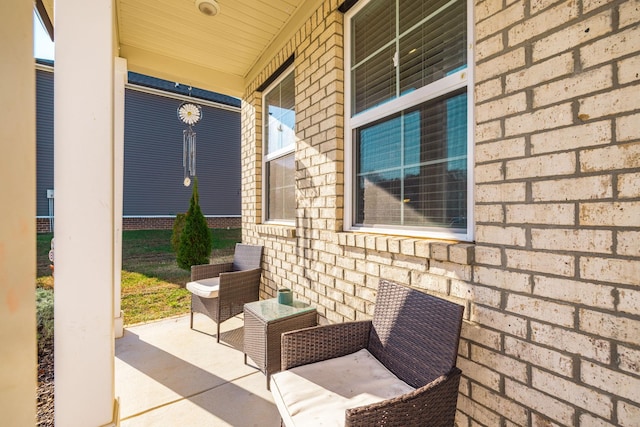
[37,344,54,427]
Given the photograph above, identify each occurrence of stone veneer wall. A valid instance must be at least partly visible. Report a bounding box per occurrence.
[241,0,640,425]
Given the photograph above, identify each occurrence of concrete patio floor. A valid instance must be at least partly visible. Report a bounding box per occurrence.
[115,314,281,426]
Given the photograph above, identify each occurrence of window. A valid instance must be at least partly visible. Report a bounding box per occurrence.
[263,68,295,223]
[345,0,473,240]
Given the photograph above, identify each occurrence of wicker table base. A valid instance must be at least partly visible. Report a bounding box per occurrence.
[243,299,317,388]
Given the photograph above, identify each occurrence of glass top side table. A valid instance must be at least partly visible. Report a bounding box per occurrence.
[243,298,317,388]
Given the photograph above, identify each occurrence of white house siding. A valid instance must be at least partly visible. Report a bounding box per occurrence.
[240,0,640,425]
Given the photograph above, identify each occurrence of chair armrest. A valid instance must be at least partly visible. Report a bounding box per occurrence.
[191,262,234,281]
[345,367,462,427]
[281,320,372,370]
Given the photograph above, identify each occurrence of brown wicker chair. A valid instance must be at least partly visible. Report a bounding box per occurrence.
[270,279,464,427]
[187,243,263,342]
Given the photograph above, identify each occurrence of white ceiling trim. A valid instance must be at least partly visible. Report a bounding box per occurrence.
[120,44,245,98]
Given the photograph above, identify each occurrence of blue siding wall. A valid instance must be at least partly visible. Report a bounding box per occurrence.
[36,70,54,217]
[123,89,241,216]
[35,67,241,218]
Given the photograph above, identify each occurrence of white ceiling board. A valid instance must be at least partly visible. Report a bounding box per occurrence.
[37,0,325,97]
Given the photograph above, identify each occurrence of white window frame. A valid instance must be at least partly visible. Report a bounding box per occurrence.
[344,0,475,241]
[262,65,296,226]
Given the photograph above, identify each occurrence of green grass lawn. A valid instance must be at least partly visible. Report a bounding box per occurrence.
[36,228,241,325]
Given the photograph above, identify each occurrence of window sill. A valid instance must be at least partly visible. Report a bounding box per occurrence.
[255,224,296,238]
[336,232,474,266]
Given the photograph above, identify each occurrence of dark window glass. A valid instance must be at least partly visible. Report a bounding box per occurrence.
[264,71,295,222]
[267,153,295,221]
[355,91,467,229]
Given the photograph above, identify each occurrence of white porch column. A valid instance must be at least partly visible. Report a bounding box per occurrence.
[0,0,36,424]
[114,57,126,339]
[54,0,118,425]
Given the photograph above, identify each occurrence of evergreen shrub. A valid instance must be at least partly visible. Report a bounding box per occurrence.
[171,213,186,254]
[177,178,212,270]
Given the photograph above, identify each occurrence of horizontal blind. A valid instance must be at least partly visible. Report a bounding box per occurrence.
[351,0,466,115]
[355,90,467,229]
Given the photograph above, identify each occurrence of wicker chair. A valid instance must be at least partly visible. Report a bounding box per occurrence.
[270,279,464,427]
[187,243,263,342]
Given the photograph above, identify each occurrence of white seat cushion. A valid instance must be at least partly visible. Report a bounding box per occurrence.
[270,348,415,427]
[185,277,220,298]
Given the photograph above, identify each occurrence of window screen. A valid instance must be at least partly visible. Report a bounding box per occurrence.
[264,69,295,223]
[355,91,467,228]
[347,0,471,237]
[351,0,467,115]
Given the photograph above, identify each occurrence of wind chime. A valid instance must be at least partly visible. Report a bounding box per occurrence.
[177,92,202,187]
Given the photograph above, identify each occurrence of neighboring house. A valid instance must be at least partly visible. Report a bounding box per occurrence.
[240,1,640,427]
[35,60,241,232]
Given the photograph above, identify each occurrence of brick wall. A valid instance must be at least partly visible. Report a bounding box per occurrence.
[241,0,640,425]
[469,0,640,425]
[122,217,240,230]
[36,216,240,232]
[36,218,54,233]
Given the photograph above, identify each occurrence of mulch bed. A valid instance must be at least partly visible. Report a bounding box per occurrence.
[37,343,54,426]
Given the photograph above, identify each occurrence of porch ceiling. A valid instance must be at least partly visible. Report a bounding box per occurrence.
[39,0,324,97]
